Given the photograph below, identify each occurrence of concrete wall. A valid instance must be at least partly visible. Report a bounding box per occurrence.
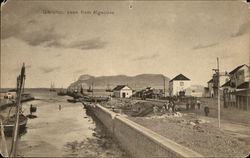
[87,104,203,158]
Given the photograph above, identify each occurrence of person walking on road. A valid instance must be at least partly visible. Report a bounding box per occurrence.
[197,100,201,109]
[204,106,209,116]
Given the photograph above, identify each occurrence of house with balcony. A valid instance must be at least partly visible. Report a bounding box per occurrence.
[222,64,249,110]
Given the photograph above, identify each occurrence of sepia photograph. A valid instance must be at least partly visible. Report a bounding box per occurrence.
[0,0,249,157]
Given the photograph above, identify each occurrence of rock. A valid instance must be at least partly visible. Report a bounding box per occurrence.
[189,122,196,126]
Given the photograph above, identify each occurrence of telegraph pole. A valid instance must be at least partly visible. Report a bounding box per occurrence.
[217,57,220,128]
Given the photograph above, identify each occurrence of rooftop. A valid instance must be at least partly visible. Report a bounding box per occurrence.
[113,85,132,91]
[229,64,249,75]
[170,74,190,82]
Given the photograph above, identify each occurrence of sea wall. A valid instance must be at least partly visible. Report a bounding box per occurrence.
[86,103,203,158]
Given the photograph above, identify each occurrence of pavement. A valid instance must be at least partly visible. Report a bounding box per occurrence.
[198,115,250,140]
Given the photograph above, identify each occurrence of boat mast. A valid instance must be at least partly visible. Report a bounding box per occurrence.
[92,82,94,96]
[9,63,26,157]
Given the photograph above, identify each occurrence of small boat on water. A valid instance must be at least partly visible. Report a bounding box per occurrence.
[2,114,28,136]
[21,93,35,101]
[57,90,66,96]
[87,82,94,92]
[87,86,93,92]
[1,63,29,157]
[105,84,113,92]
[67,99,77,103]
[49,82,56,92]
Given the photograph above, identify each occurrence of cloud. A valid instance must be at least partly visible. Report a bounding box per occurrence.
[2,17,65,47]
[40,66,61,73]
[24,27,64,47]
[192,42,219,50]
[2,18,107,50]
[231,22,249,38]
[133,53,160,61]
[68,38,107,50]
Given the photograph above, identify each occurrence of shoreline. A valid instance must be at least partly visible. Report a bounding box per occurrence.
[0,97,35,111]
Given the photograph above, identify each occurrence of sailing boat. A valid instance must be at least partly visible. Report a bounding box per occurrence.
[106,84,113,92]
[87,82,93,92]
[57,86,66,96]
[1,63,28,157]
[49,82,56,92]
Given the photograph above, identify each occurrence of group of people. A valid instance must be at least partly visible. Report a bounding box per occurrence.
[152,98,210,116]
[153,99,176,115]
[185,99,210,116]
[186,99,201,110]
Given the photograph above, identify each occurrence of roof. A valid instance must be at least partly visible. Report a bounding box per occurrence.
[229,64,249,75]
[237,82,249,89]
[207,79,213,83]
[221,80,231,87]
[231,89,250,96]
[170,74,190,82]
[113,85,132,91]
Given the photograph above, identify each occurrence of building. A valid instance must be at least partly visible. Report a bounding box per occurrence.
[222,64,250,110]
[229,64,249,89]
[169,74,191,96]
[207,78,215,97]
[188,85,204,97]
[113,85,133,98]
[3,89,17,99]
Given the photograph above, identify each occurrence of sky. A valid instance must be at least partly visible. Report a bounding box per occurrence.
[1,0,249,88]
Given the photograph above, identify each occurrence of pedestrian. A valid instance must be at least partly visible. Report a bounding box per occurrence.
[30,104,33,115]
[59,104,62,111]
[191,102,195,110]
[163,103,168,113]
[161,105,166,113]
[168,102,172,112]
[204,106,209,116]
[163,103,167,109]
[197,100,201,109]
[186,103,189,110]
[172,101,176,112]
[153,106,158,115]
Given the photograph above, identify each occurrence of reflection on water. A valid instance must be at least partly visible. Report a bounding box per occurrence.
[1,89,128,157]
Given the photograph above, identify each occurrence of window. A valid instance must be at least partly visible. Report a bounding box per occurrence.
[180,82,184,86]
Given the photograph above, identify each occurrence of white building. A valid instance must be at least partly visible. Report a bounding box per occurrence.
[4,89,17,99]
[169,74,191,96]
[113,85,133,98]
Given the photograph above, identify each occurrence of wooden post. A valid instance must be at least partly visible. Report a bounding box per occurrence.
[217,57,221,129]
[10,63,25,157]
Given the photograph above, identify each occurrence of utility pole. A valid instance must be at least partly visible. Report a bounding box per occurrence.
[92,82,94,97]
[212,58,221,128]
[217,57,220,129]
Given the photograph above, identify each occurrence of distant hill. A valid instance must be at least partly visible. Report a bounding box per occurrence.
[68,74,170,90]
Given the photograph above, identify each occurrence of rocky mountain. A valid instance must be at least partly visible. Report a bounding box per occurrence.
[68,74,170,90]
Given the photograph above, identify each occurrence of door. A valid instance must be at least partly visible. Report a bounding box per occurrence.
[122,92,126,98]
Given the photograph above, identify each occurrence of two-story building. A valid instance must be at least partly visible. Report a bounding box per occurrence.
[222,64,249,110]
[169,74,191,96]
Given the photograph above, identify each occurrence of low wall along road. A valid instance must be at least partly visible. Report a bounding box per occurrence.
[86,103,203,158]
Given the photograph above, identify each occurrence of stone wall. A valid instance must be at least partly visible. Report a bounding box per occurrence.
[87,103,203,158]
